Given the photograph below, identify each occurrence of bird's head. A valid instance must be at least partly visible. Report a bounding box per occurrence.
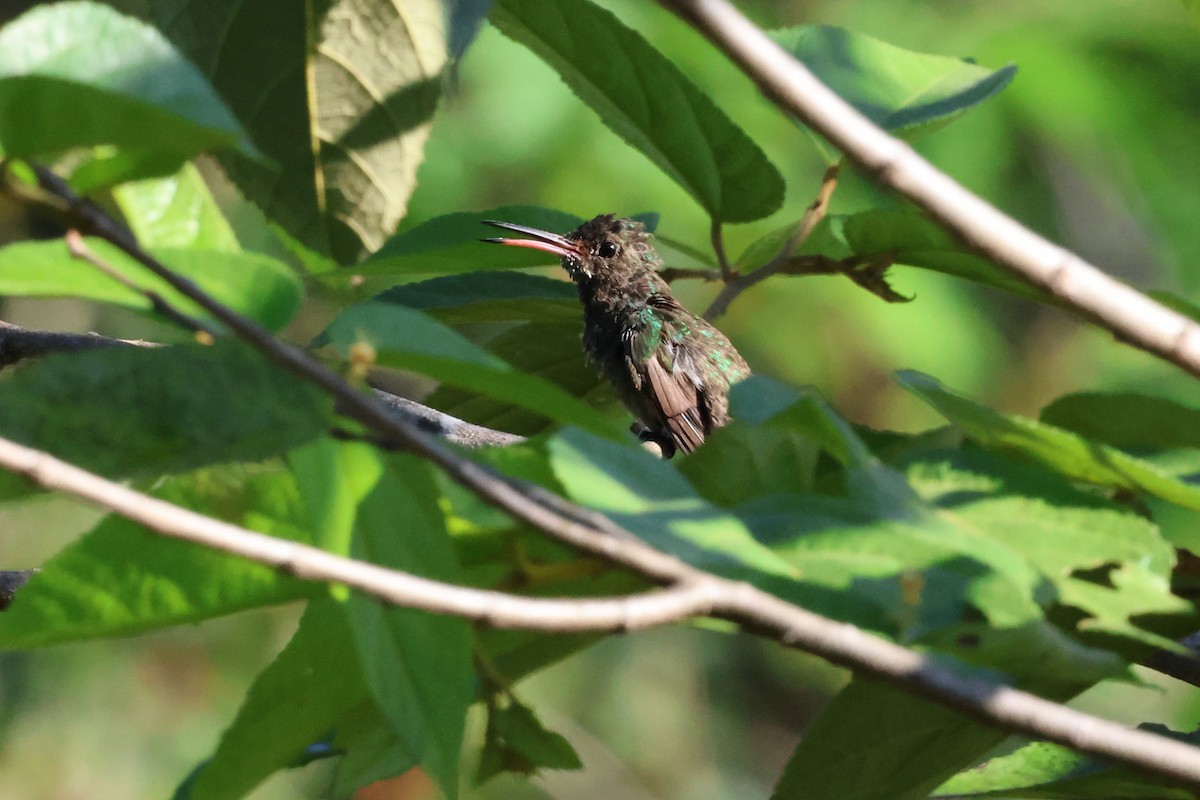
[483,214,660,284]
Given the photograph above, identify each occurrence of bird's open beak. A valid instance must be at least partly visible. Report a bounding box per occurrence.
[482,220,585,261]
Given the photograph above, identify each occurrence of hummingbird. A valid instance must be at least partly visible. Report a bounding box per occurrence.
[483,214,750,457]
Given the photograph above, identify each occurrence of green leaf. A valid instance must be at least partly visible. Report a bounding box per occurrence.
[800,210,1051,302]
[935,726,1200,798]
[320,303,616,437]
[289,439,387,561]
[904,448,1190,654]
[0,341,331,478]
[478,698,581,782]
[898,370,1200,513]
[773,679,1013,800]
[0,466,321,649]
[491,0,784,223]
[344,455,474,799]
[0,238,302,330]
[373,272,579,324]
[425,321,608,436]
[545,428,816,600]
[772,25,1016,157]
[0,2,250,180]
[358,206,584,276]
[1040,392,1200,451]
[179,599,372,800]
[112,163,241,251]
[155,0,448,263]
[328,702,418,798]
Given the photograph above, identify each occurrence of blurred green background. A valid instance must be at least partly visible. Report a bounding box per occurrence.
[3,0,1200,797]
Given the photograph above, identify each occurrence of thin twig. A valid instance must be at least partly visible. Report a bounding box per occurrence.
[706,163,841,320]
[5,433,1200,789]
[64,230,219,340]
[661,0,1200,376]
[659,266,723,283]
[710,220,734,280]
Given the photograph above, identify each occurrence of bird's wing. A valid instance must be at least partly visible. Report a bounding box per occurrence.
[643,353,707,454]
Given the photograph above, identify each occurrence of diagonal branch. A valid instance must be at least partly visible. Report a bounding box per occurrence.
[661,0,1200,376]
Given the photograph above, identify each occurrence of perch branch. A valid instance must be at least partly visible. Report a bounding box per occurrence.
[3,434,1200,788]
[0,320,151,368]
[661,0,1200,375]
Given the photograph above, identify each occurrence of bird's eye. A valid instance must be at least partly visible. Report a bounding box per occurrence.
[598,241,619,258]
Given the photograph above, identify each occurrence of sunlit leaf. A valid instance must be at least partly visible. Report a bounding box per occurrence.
[0,2,251,182]
[155,0,449,263]
[113,163,240,251]
[936,725,1199,798]
[898,370,1200,512]
[0,466,321,649]
[0,238,302,330]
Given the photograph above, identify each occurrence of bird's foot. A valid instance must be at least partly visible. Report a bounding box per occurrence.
[630,422,676,459]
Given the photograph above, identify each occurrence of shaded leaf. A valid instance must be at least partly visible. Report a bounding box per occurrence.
[898,370,1200,512]
[425,321,607,436]
[772,679,1014,800]
[375,272,579,324]
[802,210,1052,302]
[772,25,1016,157]
[1040,392,1200,451]
[0,466,321,649]
[0,237,302,330]
[359,206,583,276]
[491,0,784,223]
[344,455,473,798]
[320,303,616,437]
[478,698,581,782]
[329,702,418,798]
[155,0,448,263]
[0,2,250,182]
[0,341,331,477]
[448,0,495,63]
[179,599,371,800]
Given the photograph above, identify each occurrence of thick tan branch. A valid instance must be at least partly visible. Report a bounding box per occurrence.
[661,0,1200,376]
